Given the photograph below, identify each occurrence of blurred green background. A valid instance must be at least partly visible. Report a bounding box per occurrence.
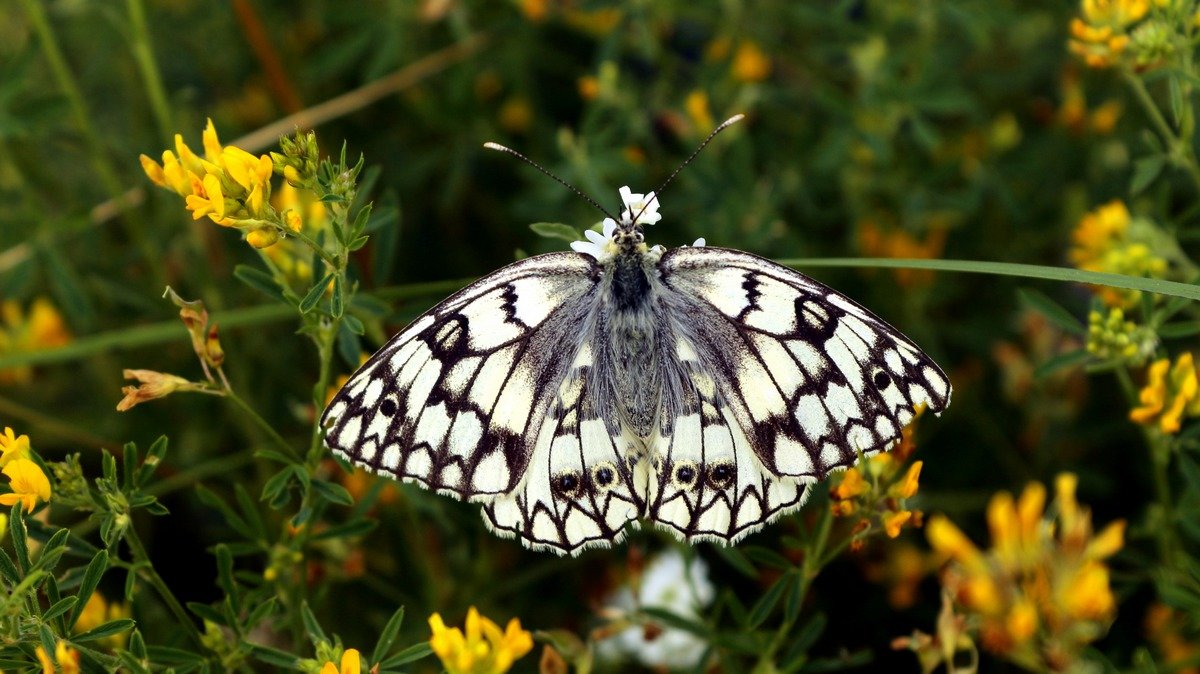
[1,0,1191,672]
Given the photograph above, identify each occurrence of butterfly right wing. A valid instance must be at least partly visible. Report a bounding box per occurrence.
[321,253,602,502]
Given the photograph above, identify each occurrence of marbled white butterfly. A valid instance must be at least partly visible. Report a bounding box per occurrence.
[321,116,951,555]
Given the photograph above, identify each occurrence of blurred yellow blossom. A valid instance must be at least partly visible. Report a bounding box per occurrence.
[429,607,533,674]
[830,411,926,545]
[319,648,360,674]
[926,475,1124,670]
[0,298,72,385]
[857,218,948,288]
[1130,353,1200,433]
[1069,0,1149,67]
[74,592,132,649]
[1070,200,1168,307]
[0,458,51,513]
[685,90,714,134]
[0,427,32,467]
[732,41,771,82]
[1145,604,1200,674]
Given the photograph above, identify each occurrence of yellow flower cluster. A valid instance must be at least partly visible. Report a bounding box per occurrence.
[429,607,533,674]
[319,648,360,674]
[830,410,926,545]
[262,183,330,286]
[0,298,72,385]
[35,641,80,674]
[1130,352,1200,433]
[927,475,1124,670]
[141,120,288,248]
[1086,307,1155,364]
[1068,0,1149,67]
[1069,200,1168,307]
[0,427,50,514]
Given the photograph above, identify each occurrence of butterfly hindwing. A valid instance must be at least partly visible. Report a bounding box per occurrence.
[322,253,602,500]
[647,354,809,544]
[657,246,951,482]
[483,342,647,554]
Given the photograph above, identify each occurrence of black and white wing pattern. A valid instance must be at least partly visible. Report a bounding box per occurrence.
[648,246,950,539]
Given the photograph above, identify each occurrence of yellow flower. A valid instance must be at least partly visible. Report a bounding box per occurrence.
[884,510,913,538]
[429,607,533,674]
[830,467,868,501]
[1062,561,1116,620]
[0,458,51,513]
[75,592,132,649]
[685,90,714,134]
[577,76,599,101]
[1069,0,1148,67]
[0,427,32,467]
[891,461,923,499]
[1071,200,1129,265]
[56,641,81,674]
[1081,0,1149,26]
[927,515,985,569]
[0,299,72,385]
[857,218,948,288]
[732,41,771,82]
[35,645,54,674]
[1130,353,1200,433]
[319,648,361,674]
[1006,598,1038,644]
[1070,201,1168,306]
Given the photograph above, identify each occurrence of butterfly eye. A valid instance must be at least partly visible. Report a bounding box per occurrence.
[551,471,584,498]
[872,369,892,389]
[706,461,736,490]
[591,462,618,490]
[672,461,699,489]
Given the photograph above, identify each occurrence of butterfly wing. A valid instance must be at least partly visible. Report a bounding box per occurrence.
[656,245,951,484]
[322,252,604,501]
[482,337,648,555]
[647,351,809,544]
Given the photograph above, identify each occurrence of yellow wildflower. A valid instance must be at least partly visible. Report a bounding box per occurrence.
[1070,200,1130,266]
[926,474,1124,669]
[0,299,72,385]
[1130,353,1200,433]
[884,511,913,538]
[0,427,32,467]
[685,90,714,134]
[1069,0,1148,67]
[577,76,599,101]
[732,41,771,82]
[56,641,81,674]
[831,467,868,501]
[35,645,54,674]
[0,458,51,513]
[891,461,923,499]
[1145,604,1200,674]
[319,648,361,674]
[498,97,533,134]
[75,592,132,649]
[429,607,533,674]
[857,218,949,288]
[0,513,7,540]
[1070,201,1168,307]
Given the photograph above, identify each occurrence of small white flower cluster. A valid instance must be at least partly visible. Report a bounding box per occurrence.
[596,550,716,670]
[571,186,704,260]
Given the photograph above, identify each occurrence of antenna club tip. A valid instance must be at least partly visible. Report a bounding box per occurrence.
[719,113,747,129]
[483,142,507,151]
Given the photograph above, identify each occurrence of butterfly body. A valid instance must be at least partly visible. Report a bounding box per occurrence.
[323,187,951,555]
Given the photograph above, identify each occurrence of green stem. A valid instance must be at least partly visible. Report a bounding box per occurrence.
[17,0,163,280]
[125,0,173,144]
[287,226,339,269]
[224,390,300,461]
[1114,366,1179,567]
[1122,67,1200,194]
[755,506,834,671]
[124,525,206,650]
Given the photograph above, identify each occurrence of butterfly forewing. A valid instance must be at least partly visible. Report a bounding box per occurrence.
[322,253,602,500]
[656,246,951,483]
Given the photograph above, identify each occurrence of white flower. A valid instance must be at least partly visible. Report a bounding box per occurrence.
[690,237,706,247]
[570,217,618,260]
[596,550,715,670]
[619,185,662,226]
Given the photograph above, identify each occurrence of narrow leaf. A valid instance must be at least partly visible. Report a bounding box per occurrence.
[300,272,336,314]
[1017,288,1086,335]
[529,222,582,243]
[371,606,406,665]
[69,549,108,629]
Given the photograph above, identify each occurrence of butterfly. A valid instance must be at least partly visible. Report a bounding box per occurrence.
[322,121,951,556]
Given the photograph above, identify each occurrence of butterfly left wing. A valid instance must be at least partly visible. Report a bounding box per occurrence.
[656,246,951,483]
[321,253,604,501]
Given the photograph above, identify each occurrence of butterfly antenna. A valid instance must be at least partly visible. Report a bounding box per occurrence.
[633,113,746,223]
[483,142,617,221]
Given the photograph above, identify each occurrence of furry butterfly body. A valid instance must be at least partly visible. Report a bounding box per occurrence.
[322,187,951,555]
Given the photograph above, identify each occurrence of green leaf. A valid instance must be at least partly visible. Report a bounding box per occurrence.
[529,222,582,242]
[641,606,709,637]
[215,545,239,613]
[187,601,227,626]
[144,645,207,665]
[331,274,345,319]
[1131,155,1166,194]
[301,601,327,641]
[233,265,286,302]
[1017,288,1086,335]
[43,596,78,624]
[778,257,1200,302]
[1035,349,1091,379]
[74,618,135,643]
[40,243,97,330]
[342,314,366,335]
[195,485,256,541]
[714,546,758,578]
[1159,321,1200,338]
[300,272,336,314]
[742,546,794,571]
[311,518,377,540]
[10,505,29,573]
[1170,75,1185,126]
[249,643,302,669]
[371,606,406,665]
[311,479,354,507]
[68,549,108,629]
[377,642,434,669]
[747,572,792,627]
